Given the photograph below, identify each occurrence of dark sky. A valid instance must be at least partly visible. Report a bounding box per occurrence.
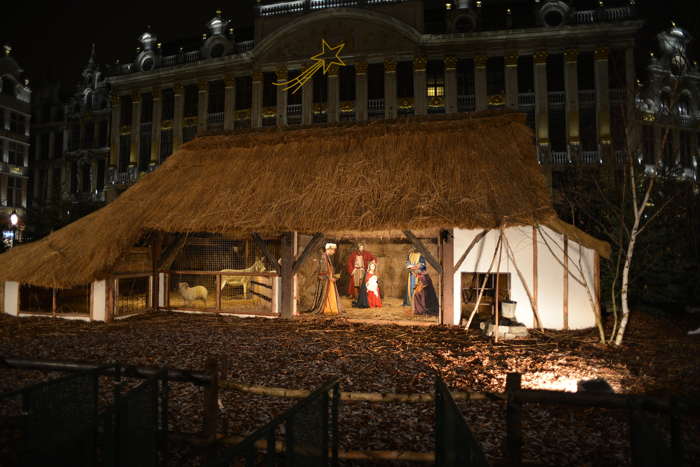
[2,0,699,92]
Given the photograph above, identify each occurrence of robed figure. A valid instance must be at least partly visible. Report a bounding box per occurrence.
[316,243,342,315]
[413,264,438,316]
[346,243,377,298]
[356,260,382,308]
[403,248,426,306]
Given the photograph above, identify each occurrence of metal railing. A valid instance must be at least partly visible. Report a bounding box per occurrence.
[0,366,114,467]
[548,91,565,106]
[368,98,384,115]
[517,92,535,107]
[103,368,169,467]
[208,378,340,467]
[257,0,405,16]
[574,6,635,24]
[208,112,224,124]
[237,40,255,53]
[184,50,201,64]
[457,94,475,111]
[581,150,601,165]
[551,151,569,165]
[435,377,490,467]
[112,171,138,186]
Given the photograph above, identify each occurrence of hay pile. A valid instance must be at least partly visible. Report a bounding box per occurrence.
[0,112,591,288]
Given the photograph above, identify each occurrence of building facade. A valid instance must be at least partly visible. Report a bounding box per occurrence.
[0,45,31,245]
[29,0,699,228]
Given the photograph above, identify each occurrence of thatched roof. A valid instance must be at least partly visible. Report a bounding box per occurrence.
[0,111,608,288]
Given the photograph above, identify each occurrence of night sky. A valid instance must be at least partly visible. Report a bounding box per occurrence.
[2,0,699,92]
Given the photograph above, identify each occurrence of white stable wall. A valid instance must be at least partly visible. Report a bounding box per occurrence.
[452,226,598,330]
[91,280,107,321]
[3,281,19,317]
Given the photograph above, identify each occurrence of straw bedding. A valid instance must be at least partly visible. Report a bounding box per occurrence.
[0,112,603,288]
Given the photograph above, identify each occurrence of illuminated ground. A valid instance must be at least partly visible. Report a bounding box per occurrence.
[0,311,698,466]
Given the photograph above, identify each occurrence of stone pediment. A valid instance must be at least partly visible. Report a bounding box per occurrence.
[255,11,420,64]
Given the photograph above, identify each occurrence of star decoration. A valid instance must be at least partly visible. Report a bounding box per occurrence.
[310,39,346,74]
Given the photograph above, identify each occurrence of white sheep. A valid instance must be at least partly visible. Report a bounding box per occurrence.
[178,282,208,307]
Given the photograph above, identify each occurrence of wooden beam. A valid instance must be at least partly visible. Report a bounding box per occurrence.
[292,233,325,275]
[563,235,569,330]
[453,229,488,271]
[532,226,539,329]
[279,232,296,319]
[157,234,187,271]
[251,232,280,273]
[402,230,443,275]
[439,229,455,326]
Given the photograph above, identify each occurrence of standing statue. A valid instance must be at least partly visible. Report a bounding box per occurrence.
[403,247,426,306]
[346,242,376,299]
[356,260,382,309]
[315,243,342,315]
[413,264,438,316]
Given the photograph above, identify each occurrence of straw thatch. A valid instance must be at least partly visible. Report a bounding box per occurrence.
[0,111,607,288]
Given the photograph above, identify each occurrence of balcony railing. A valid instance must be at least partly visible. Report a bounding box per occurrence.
[518,93,535,107]
[579,90,596,106]
[208,112,224,124]
[237,40,255,53]
[551,151,569,165]
[574,6,635,25]
[368,99,384,115]
[287,104,302,115]
[111,171,138,186]
[257,0,406,16]
[548,91,565,106]
[457,94,475,111]
[580,150,601,165]
[184,50,201,64]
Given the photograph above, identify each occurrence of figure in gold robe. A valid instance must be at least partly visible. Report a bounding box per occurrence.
[315,243,342,315]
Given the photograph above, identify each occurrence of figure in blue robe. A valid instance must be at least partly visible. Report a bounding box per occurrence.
[402,248,426,306]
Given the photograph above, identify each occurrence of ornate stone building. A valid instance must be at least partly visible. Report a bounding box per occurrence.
[0,45,31,242]
[30,0,700,224]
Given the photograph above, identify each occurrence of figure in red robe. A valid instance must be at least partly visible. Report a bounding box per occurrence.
[346,243,376,298]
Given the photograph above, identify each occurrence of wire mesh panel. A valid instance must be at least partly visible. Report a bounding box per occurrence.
[19,285,52,314]
[55,285,91,315]
[207,379,339,467]
[435,377,490,467]
[167,234,280,314]
[1,369,102,467]
[116,276,152,317]
[103,371,168,467]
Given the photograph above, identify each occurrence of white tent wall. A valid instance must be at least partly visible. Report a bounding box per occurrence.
[452,226,598,330]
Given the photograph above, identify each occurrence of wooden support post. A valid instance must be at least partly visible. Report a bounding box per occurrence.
[594,251,601,307]
[52,288,57,318]
[563,235,569,330]
[506,372,522,466]
[216,274,222,312]
[532,226,539,329]
[105,279,114,323]
[280,232,296,319]
[203,357,219,462]
[158,234,187,270]
[152,232,163,311]
[439,229,455,326]
[494,233,503,342]
[251,232,280,273]
[403,230,442,274]
[293,233,324,275]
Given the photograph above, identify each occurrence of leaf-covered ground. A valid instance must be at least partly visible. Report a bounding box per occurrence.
[0,310,698,466]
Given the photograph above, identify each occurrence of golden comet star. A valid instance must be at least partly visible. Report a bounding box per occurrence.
[274,39,346,94]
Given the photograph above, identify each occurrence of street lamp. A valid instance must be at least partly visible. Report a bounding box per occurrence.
[8,210,19,248]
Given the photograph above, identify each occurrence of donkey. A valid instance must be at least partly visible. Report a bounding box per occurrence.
[220,257,267,298]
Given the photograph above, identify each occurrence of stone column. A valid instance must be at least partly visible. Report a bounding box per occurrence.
[173,82,184,151]
[20,179,27,208]
[251,71,264,129]
[534,51,551,169]
[130,91,141,169]
[223,76,236,131]
[625,47,635,117]
[150,86,162,168]
[384,58,397,119]
[505,53,519,109]
[327,65,340,123]
[48,131,56,160]
[275,67,288,127]
[564,49,580,161]
[474,55,488,111]
[444,56,458,114]
[109,95,120,170]
[1,139,7,163]
[413,57,427,116]
[2,109,9,131]
[0,174,7,206]
[197,79,209,135]
[90,160,98,193]
[302,65,314,126]
[355,60,368,122]
[594,47,612,165]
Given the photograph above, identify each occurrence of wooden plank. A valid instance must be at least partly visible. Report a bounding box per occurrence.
[532,226,539,329]
[280,232,296,319]
[563,235,569,330]
[158,234,187,270]
[292,232,324,275]
[594,251,601,306]
[251,232,280,273]
[453,229,488,271]
[439,229,455,325]
[51,288,57,318]
[402,230,443,274]
[506,373,523,466]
